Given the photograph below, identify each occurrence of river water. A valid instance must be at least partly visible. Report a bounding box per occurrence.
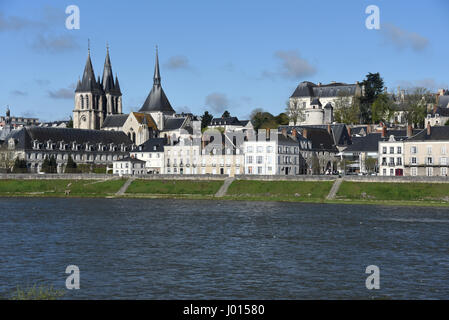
[0,198,448,299]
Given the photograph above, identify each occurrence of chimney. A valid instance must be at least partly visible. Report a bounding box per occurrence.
[367,125,371,134]
[407,124,413,138]
[381,125,387,139]
[427,122,431,136]
[302,129,308,139]
[327,124,331,135]
[281,128,287,137]
[292,129,297,138]
[347,125,351,137]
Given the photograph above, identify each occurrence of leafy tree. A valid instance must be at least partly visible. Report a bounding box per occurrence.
[371,93,393,124]
[275,112,290,126]
[12,158,28,173]
[445,119,449,126]
[201,111,213,130]
[221,110,230,118]
[359,72,385,123]
[67,116,73,128]
[311,154,321,175]
[42,156,57,173]
[64,155,78,173]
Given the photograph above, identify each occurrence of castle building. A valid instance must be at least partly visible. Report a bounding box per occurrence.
[73,46,122,130]
[288,81,363,126]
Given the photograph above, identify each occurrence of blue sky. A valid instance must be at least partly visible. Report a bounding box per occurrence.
[1,0,448,122]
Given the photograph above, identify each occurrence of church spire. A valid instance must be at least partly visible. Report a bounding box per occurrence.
[76,42,97,92]
[102,42,115,92]
[153,45,161,87]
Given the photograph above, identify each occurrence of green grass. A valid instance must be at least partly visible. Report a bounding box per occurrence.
[0,179,126,197]
[126,179,223,195]
[225,180,333,201]
[337,182,449,202]
[9,284,65,300]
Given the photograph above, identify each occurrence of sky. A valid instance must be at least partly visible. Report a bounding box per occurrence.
[1,0,448,122]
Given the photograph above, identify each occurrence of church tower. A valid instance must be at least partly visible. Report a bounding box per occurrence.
[73,43,122,130]
[73,45,104,130]
[101,44,122,117]
[139,46,176,130]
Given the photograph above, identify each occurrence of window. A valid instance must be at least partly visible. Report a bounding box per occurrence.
[411,157,417,165]
[247,156,253,164]
[267,146,273,153]
[382,147,387,154]
[411,167,417,176]
[427,167,433,176]
[441,167,447,176]
[441,157,448,166]
[396,157,402,165]
[390,147,394,154]
[247,146,253,153]
[442,146,447,155]
[382,157,387,165]
[397,147,402,154]
[257,167,262,174]
[257,146,263,153]
[427,146,432,155]
[390,169,394,176]
[411,146,417,154]
[427,157,433,165]
[256,156,263,164]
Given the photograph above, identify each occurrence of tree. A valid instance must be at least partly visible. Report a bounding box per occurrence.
[371,93,393,124]
[221,110,230,118]
[401,87,432,128]
[67,116,73,128]
[359,72,385,123]
[311,154,321,175]
[64,155,78,173]
[274,112,290,125]
[42,156,57,173]
[201,111,213,130]
[445,119,449,126]
[334,91,360,124]
[286,100,305,125]
[365,157,378,174]
[12,157,28,173]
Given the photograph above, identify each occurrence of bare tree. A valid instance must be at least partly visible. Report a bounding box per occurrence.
[286,99,305,125]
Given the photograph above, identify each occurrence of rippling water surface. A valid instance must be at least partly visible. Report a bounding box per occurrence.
[1,198,449,299]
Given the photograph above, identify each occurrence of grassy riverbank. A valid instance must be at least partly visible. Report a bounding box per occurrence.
[0,178,449,207]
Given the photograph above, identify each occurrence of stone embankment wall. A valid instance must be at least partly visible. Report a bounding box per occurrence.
[1,173,449,183]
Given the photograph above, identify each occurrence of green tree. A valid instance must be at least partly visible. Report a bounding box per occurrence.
[64,155,78,173]
[359,72,385,123]
[67,116,73,128]
[401,87,432,128]
[42,156,57,173]
[275,112,290,126]
[371,93,393,124]
[12,158,28,173]
[221,110,230,118]
[201,111,213,130]
[286,100,305,125]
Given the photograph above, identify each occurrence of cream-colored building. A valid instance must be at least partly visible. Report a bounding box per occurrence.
[164,138,201,175]
[404,125,449,177]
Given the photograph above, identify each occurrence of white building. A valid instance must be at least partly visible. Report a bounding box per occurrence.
[288,81,363,125]
[113,157,146,175]
[131,138,165,174]
[164,137,201,175]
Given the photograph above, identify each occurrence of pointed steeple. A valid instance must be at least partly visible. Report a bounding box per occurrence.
[139,46,175,114]
[153,45,161,86]
[102,43,115,93]
[76,42,98,92]
[115,74,121,94]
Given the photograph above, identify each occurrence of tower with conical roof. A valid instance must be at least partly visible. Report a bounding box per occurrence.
[139,46,175,130]
[102,44,122,117]
[73,42,122,130]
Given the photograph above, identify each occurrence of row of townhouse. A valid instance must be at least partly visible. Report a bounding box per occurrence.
[379,124,449,177]
[126,127,339,176]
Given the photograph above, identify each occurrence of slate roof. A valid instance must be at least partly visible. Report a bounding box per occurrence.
[407,126,449,141]
[297,124,350,146]
[139,48,175,114]
[163,117,186,131]
[279,126,338,152]
[136,138,166,152]
[430,106,449,117]
[438,96,449,108]
[102,114,129,128]
[75,52,103,94]
[343,133,382,153]
[7,126,133,150]
[114,156,145,163]
[291,81,359,98]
